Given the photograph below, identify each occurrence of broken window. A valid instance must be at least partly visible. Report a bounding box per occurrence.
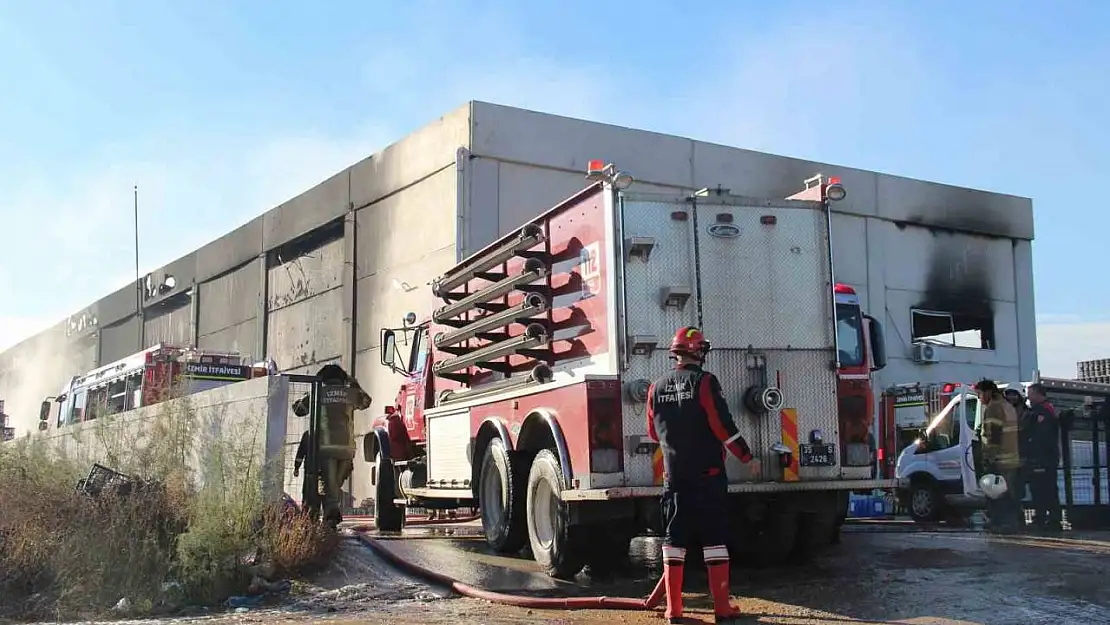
[911,309,995,350]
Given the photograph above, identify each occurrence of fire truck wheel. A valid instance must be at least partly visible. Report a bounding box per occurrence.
[792,509,838,561]
[374,455,405,532]
[478,438,528,554]
[755,509,799,567]
[526,449,586,579]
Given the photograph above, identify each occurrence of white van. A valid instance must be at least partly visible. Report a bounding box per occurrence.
[894,383,988,523]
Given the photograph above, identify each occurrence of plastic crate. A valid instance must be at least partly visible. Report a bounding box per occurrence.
[848,494,887,518]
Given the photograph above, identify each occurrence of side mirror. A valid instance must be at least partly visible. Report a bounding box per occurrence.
[39,401,52,422]
[381,329,397,367]
[865,314,887,371]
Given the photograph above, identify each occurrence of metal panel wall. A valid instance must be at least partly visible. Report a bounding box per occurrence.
[143,299,193,348]
[266,236,345,372]
[99,316,142,364]
[198,262,261,357]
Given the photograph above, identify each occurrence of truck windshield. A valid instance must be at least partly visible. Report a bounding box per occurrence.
[410,330,429,375]
[835,303,865,367]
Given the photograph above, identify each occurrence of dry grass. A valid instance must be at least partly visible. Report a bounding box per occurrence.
[0,390,337,621]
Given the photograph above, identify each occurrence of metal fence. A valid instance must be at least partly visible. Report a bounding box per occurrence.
[1055,405,1110,529]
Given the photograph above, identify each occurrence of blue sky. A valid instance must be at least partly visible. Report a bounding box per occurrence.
[0,0,1107,377]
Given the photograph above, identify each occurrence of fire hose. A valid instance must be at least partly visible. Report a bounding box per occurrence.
[347,516,667,611]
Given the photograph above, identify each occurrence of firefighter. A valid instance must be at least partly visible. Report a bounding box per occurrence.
[292,364,372,528]
[647,326,760,625]
[1024,383,1062,531]
[975,379,1022,533]
[292,429,321,521]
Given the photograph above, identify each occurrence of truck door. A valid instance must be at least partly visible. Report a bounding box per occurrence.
[617,192,699,486]
[688,193,839,482]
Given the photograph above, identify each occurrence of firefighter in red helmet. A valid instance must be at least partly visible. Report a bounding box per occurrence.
[647,326,760,624]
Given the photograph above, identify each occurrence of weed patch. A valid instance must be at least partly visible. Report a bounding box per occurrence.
[0,389,336,621]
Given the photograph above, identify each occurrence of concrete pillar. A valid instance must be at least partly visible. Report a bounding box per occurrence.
[257,253,269,364]
[189,280,200,348]
[342,209,358,375]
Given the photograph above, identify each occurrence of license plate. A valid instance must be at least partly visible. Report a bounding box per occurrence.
[799,443,836,467]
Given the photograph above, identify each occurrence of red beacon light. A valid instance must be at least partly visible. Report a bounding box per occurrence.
[833,283,856,296]
[942,383,957,394]
[825,175,847,202]
[586,159,607,177]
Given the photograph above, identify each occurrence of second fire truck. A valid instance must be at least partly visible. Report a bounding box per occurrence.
[367,162,894,577]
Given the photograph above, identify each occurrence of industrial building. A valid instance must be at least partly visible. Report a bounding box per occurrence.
[0,101,1037,502]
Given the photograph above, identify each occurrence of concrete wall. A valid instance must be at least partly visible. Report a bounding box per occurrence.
[0,100,1036,501]
[18,376,289,497]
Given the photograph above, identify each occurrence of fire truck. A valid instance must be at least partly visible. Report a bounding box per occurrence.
[366,162,896,577]
[38,344,256,431]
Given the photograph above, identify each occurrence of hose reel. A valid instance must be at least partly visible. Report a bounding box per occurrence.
[743,385,784,414]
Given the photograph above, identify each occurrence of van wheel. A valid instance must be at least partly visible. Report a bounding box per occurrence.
[526,449,586,579]
[374,455,405,532]
[478,438,528,554]
[909,481,941,523]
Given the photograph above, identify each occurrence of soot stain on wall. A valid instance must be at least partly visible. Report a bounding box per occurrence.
[917,231,995,319]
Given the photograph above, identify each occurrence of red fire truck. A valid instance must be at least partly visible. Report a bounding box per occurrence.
[367,163,896,577]
[39,344,255,431]
[833,283,887,480]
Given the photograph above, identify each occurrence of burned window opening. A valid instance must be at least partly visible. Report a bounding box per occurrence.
[911,308,995,350]
[266,218,344,268]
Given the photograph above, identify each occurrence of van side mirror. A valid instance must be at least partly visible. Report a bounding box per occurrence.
[865,314,887,371]
[39,401,52,422]
[381,329,397,368]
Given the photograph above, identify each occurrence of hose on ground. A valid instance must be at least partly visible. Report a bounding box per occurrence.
[356,532,663,611]
[344,514,482,530]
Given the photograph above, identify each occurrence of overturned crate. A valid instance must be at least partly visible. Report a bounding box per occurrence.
[77,463,135,499]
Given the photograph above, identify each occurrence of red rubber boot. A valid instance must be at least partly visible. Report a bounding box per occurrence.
[707,560,744,623]
[662,544,686,623]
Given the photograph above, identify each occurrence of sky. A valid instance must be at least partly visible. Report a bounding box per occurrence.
[0,0,1108,381]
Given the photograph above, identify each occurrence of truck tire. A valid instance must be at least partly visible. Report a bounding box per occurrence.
[374,455,405,532]
[793,509,838,561]
[756,509,799,567]
[908,480,942,523]
[525,449,586,579]
[478,438,528,554]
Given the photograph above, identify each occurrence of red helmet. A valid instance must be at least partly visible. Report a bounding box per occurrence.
[670,326,711,360]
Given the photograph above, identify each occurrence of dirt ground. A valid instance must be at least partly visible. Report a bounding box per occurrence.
[73,524,1110,625]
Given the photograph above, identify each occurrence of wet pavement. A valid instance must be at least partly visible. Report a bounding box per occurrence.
[63,520,1110,625]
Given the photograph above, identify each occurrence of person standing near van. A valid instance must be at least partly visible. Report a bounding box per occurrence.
[976,379,1022,533]
[1024,383,1062,531]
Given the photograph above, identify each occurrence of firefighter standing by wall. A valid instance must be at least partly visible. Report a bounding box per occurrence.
[292,430,320,520]
[292,364,372,528]
[647,327,761,625]
[975,379,1022,533]
[1024,383,1062,531]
